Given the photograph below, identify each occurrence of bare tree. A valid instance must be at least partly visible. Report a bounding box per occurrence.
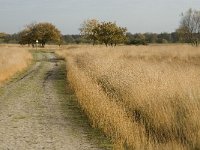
[177,8,200,46]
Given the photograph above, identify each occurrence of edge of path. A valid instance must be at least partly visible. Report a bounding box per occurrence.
[52,50,113,149]
[0,49,113,150]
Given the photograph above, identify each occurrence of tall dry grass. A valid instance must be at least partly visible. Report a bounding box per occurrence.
[57,44,200,149]
[0,45,32,84]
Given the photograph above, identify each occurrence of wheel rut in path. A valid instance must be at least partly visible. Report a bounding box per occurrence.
[0,51,111,150]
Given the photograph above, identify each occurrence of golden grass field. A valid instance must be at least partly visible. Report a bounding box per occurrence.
[0,45,32,84]
[57,44,200,150]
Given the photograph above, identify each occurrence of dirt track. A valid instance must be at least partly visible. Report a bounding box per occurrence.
[0,51,110,150]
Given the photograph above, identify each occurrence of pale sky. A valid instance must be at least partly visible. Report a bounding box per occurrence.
[0,0,200,34]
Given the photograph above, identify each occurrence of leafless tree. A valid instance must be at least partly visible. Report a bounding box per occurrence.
[177,8,200,46]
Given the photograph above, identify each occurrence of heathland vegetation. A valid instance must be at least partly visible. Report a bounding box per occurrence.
[0,45,32,84]
[1,8,200,150]
[57,44,200,149]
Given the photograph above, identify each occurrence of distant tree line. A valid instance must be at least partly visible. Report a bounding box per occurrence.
[0,32,20,44]
[1,8,200,46]
[0,31,180,45]
[126,32,180,45]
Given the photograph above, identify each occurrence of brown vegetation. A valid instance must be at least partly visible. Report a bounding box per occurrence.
[0,45,32,84]
[57,44,200,149]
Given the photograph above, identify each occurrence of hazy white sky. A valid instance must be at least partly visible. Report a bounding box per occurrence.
[0,0,200,34]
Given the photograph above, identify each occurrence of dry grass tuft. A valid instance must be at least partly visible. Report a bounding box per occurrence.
[0,45,32,84]
[57,44,200,149]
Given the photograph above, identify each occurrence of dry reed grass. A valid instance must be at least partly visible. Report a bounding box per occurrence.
[0,45,32,84]
[57,44,200,150]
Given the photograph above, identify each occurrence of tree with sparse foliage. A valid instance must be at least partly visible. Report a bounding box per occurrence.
[18,24,34,46]
[19,22,61,47]
[110,25,127,46]
[94,22,115,46]
[177,8,200,46]
[79,19,100,45]
[80,20,127,46]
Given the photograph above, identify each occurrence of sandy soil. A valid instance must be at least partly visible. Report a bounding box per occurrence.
[0,51,109,150]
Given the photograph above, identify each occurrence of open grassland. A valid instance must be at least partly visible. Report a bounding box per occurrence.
[0,45,32,84]
[57,44,200,150]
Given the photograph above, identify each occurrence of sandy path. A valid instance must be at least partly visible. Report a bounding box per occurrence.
[0,51,109,150]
